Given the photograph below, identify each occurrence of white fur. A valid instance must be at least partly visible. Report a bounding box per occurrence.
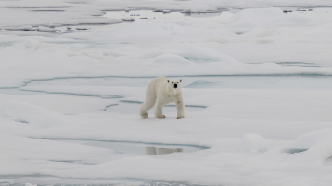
[139,77,185,119]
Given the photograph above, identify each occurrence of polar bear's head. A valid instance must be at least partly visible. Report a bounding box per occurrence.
[167,79,182,94]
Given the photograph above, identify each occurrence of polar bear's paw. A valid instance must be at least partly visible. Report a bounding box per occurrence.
[157,115,166,119]
[141,113,148,119]
[177,116,185,119]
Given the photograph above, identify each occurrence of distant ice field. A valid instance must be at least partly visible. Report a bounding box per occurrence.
[20,75,332,90]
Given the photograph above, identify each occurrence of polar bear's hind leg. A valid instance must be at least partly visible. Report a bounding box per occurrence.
[139,100,155,119]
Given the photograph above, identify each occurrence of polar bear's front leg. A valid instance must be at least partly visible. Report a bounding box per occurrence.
[176,98,185,119]
[154,102,165,119]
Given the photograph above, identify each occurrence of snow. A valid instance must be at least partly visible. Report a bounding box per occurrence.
[242,133,268,153]
[0,100,72,128]
[1,0,332,185]
[25,183,37,186]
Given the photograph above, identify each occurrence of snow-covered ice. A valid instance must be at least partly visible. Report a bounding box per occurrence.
[1,0,332,185]
[242,133,268,153]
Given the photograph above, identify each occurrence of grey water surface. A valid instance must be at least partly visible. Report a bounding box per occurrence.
[56,139,207,155]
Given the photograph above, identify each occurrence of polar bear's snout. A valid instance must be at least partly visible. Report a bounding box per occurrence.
[174,84,178,88]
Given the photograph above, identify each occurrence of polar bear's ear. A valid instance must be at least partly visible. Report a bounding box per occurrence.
[167,80,170,83]
[180,79,182,82]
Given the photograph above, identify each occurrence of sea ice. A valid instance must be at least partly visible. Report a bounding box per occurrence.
[0,100,72,128]
[242,133,268,153]
[25,183,37,186]
[1,1,332,185]
[285,129,332,161]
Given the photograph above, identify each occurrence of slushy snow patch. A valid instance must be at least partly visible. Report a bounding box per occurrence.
[242,133,268,153]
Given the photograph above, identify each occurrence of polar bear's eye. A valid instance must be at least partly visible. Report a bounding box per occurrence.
[172,82,173,83]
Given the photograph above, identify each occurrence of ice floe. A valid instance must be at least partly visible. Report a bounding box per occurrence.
[1,1,332,185]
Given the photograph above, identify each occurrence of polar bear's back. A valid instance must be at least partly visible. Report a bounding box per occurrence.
[144,77,168,104]
[147,77,167,96]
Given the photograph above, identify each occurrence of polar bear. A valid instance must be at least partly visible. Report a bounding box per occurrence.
[139,77,185,119]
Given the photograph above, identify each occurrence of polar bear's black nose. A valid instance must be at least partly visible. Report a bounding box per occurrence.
[174,84,177,88]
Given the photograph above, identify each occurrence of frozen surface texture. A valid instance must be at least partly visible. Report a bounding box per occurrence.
[242,133,268,153]
[1,0,332,185]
